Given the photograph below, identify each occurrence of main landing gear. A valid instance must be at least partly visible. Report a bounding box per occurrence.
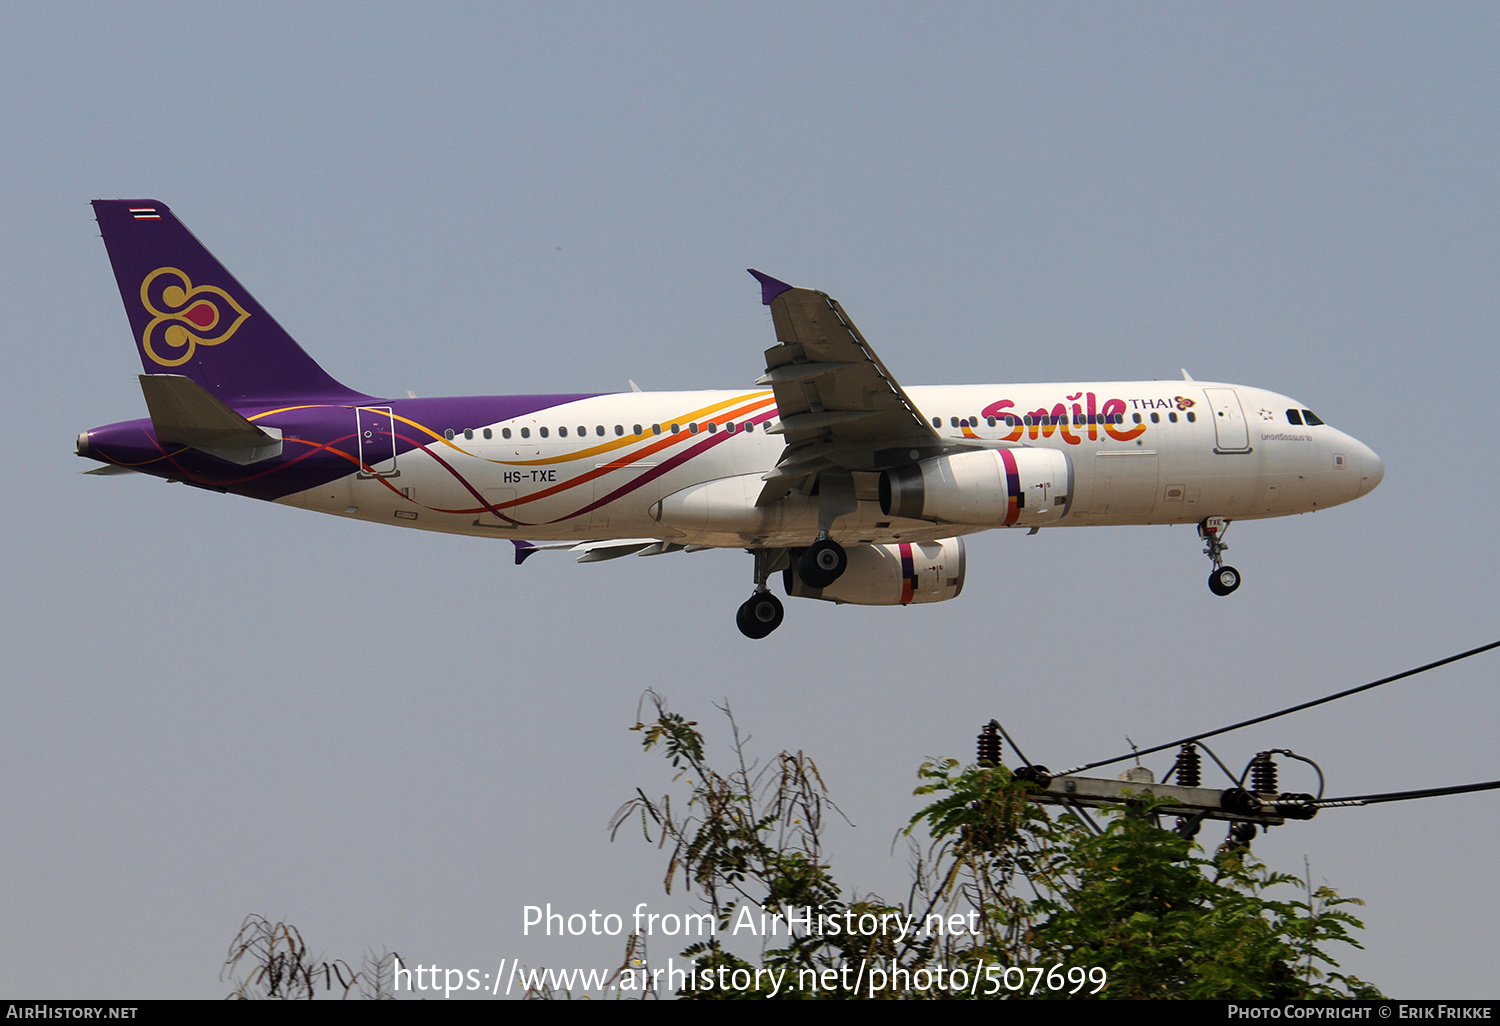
[1199,516,1241,596]
[737,548,788,639]
[796,538,847,589]
[736,591,784,639]
[735,540,850,639]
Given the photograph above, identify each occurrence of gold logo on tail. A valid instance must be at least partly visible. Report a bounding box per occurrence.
[139,267,250,367]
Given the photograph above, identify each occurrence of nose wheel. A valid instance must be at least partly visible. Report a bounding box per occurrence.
[1198,517,1241,596]
[1208,565,1241,596]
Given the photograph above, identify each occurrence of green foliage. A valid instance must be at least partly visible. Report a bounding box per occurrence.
[612,695,1381,1000]
[914,760,1382,1000]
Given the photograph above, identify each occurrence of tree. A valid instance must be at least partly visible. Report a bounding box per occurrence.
[610,693,1380,1000]
[222,914,400,1000]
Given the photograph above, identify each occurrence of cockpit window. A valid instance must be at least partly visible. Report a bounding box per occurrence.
[1286,409,1303,425]
[1302,409,1325,426]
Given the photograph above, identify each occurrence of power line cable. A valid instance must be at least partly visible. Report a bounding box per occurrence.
[1315,778,1500,808]
[1059,638,1500,776]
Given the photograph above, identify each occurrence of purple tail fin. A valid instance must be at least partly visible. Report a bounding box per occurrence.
[92,200,368,404]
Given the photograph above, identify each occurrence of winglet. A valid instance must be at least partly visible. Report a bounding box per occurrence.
[512,540,539,566]
[748,269,794,306]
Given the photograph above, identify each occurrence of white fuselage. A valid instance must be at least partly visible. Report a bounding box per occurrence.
[279,380,1384,549]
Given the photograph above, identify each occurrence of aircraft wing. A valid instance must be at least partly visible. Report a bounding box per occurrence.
[511,539,699,565]
[750,270,942,503]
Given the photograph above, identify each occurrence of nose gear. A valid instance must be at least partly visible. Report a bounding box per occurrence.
[1199,517,1241,596]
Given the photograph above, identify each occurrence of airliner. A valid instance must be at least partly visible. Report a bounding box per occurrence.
[77,200,1384,638]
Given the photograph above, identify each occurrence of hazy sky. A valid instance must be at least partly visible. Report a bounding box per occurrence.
[2,2,1496,999]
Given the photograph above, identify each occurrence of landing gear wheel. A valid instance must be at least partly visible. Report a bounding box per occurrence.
[796,539,847,589]
[736,592,784,639]
[1198,517,1239,597]
[1208,565,1241,596]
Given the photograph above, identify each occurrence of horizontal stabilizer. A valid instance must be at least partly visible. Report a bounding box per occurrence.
[138,374,283,465]
[84,464,137,476]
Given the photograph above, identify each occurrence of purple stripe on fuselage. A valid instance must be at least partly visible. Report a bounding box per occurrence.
[560,408,779,523]
[81,393,607,501]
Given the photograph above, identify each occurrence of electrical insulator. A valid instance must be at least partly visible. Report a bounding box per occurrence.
[1250,751,1279,795]
[1226,821,1257,849]
[1220,787,1261,815]
[1013,765,1052,788]
[977,721,1002,766]
[1177,743,1201,788]
[1275,793,1318,821]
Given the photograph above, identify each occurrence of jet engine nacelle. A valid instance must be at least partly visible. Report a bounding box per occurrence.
[879,448,1071,527]
[784,538,965,606]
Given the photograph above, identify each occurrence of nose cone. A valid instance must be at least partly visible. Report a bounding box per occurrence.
[1352,439,1384,497]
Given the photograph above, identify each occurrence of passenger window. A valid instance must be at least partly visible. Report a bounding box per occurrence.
[464,428,473,440]
[503,428,512,439]
[1168,412,1178,423]
[445,428,455,440]
[579,426,587,437]
[1186,412,1196,423]
[671,423,680,434]
[520,427,530,439]
[483,428,492,439]
[596,425,605,436]
[540,427,549,438]
[558,426,567,437]
[634,424,643,435]
[986,416,996,427]
[1150,413,1160,423]
[689,422,699,433]
[651,424,661,435]
[1132,413,1142,424]
[1303,409,1325,426]
[932,417,941,428]
[745,422,754,433]
[615,425,624,436]
[950,416,959,427]
[707,422,717,433]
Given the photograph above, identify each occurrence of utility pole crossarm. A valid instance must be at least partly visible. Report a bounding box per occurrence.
[1028,774,1298,827]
